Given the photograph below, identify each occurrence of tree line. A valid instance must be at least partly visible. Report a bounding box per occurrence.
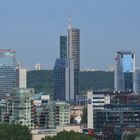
[27,70,114,94]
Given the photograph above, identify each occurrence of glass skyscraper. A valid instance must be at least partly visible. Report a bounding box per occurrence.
[114,51,135,91]
[0,49,16,99]
[54,58,74,101]
[54,23,80,102]
[60,35,67,59]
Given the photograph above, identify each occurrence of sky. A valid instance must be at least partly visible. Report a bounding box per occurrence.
[0,0,140,70]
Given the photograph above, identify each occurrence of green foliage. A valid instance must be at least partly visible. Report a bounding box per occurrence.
[27,70,114,94]
[122,129,140,140]
[81,106,87,124]
[80,71,114,93]
[27,70,54,94]
[41,131,95,140]
[0,124,32,140]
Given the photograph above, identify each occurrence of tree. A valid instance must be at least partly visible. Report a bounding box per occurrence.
[122,129,140,140]
[27,70,114,94]
[0,124,32,140]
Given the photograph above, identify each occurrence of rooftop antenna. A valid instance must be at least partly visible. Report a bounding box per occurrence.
[68,15,72,29]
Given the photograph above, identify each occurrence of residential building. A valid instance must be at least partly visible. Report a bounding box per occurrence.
[70,105,83,124]
[94,104,140,133]
[0,49,16,99]
[12,88,35,129]
[47,101,70,128]
[114,51,135,91]
[0,100,8,123]
[103,123,140,140]
[36,101,70,129]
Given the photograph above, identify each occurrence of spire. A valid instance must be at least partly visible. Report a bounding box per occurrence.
[68,16,72,29]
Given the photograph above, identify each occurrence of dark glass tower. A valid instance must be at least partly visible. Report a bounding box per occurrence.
[54,23,80,102]
[60,36,67,59]
[114,51,135,91]
[0,49,16,99]
[54,58,74,101]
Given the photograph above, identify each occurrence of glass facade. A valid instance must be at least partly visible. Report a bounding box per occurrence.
[0,50,16,98]
[60,36,67,59]
[54,58,74,101]
[122,54,133,72]
[115,51,135,91]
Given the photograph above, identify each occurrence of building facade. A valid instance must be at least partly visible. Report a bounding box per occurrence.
[68,27,80,97]
[16,68,27,88]
[94,104,140,133]
[0,49,16,99]
[114,51,135,91]
[87,91,111,129]
[35,101,70,129]
[54,58,74,101]
[60,35,67,59]
[12,88,35,129]
[46,101,70,128]
[133,68,140,94]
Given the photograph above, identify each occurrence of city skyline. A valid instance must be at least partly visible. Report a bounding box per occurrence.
[0,1,140,70]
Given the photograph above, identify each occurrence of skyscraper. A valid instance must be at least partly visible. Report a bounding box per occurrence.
[68,26,80,96]
[54,22,80,102]
[114,51,135,91]
[0,49,16,98]
[60,35,67,59]
[54,58,74,101]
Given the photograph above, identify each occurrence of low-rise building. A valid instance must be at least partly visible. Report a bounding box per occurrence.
[94,104,140,133]
[35,101,70,129]
[87,91,111,129]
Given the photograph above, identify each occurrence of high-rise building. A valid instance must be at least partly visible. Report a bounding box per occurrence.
[0,49,16,99]
[68,26,80,96]
[16,68,27,88]
[133,68,140,94]
[60,35,67,59]
[54,58,74,101]
[114,51,135,91]
[54,22,80,101]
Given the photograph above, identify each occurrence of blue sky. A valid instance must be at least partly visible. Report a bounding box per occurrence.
[0,0,140,70]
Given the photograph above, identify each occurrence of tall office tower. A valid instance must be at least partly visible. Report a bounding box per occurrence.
[60,35,67,59]
[114,51,135,91]
[0,49,16,99]
[16,68,27,88]
[68,25,80,96]
[54,58,74,101]
[133,68,140,94]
